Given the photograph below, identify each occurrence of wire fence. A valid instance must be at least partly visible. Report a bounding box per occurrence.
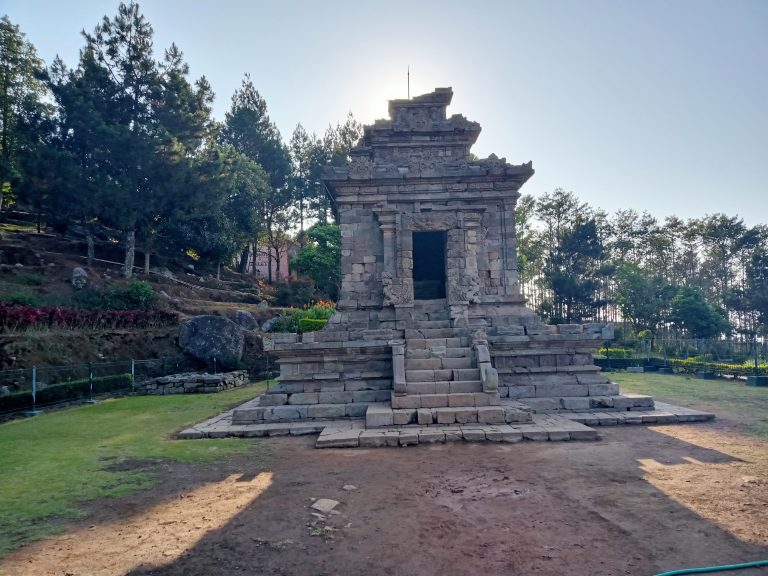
[0,356,195,415]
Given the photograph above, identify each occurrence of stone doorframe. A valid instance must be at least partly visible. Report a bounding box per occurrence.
[374,208,485,313]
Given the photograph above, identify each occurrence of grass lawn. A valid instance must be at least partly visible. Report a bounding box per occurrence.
[0,382,267,557]
[612,371,768,437]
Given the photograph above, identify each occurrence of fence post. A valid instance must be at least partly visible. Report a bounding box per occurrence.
[131,359,136,393]
[755,334,760,376]
[86,361,96,404]
[25,366,42,416]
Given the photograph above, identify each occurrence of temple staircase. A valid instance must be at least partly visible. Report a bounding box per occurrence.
[366,300,532,427]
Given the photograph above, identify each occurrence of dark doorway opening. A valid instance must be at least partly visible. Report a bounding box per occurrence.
[413,231,446,299]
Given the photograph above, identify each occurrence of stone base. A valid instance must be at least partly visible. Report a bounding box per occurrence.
[179,402,715,447]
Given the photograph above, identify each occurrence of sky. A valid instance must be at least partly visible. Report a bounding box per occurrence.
[4,0,768,225]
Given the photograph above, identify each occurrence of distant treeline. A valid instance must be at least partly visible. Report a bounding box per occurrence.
[515,189,767,339]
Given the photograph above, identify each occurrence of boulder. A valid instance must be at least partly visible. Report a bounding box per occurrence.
[179,315,245,369]
[71,267,88,289]
[261,316,282,332]
[230,309,258,331]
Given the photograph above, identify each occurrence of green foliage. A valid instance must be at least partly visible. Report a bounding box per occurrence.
[0,289,40,306]
[11,271,45,286]
[0,374,132,413]
[297,318,328,333]
[667,358,768,377]
[275,277,315,307]
[73,280,155,310]
[615,263,675,333]
[0,382,269,556]
[291,223,341,301]
[597,347,633,359]
[271,302,335,334]
[543,218,608,323]
[668,286,729,339]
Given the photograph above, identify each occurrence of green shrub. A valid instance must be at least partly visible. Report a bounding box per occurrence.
[74,280,155,311]
[298,318,328,332]
[275,278,315,307]
[0,373,133,412]
[1,290,41,306]
[14,271,45,286]
[271,302,335,333]
[598,347,633,359]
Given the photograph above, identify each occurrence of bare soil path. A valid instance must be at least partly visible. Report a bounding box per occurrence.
[3,417,767,576]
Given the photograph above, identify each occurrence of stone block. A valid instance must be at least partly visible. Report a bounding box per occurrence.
[308,404,346,419]
[318,391,354,404]
[476,406,505,424]
[588,383,620,396]
[454,408,478,424]
[399,431,419,446]
[261,393,288,406]
[266,405,308,421]
[449,393,476,407]
[393,409,416,425]
[435,408,457,424]
[345,403,369,418]
[288,392,319,405]
[417,408,434,425]
[391,394,421,409]
[421,394,448,408]
[462,429,486,442]
[352,390,378,403]
[366,405,394,427]
[359,431,388,447]
[507,385,535,399]
[561,397,591,410]
[418,429,445,443]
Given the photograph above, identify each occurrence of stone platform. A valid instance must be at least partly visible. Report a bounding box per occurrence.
[178,400,714,448]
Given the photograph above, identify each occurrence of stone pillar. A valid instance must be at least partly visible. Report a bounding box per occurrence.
[377,212,397,276]
[501,199,520,295]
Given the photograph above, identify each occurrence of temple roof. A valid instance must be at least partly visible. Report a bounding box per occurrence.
[325,88,534,183]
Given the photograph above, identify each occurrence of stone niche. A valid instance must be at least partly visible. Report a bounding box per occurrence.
[251,88,652,427]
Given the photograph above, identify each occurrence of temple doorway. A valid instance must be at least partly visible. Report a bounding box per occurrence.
[412,231,446,299]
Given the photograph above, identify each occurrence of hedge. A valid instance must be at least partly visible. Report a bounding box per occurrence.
[668,358,768,377]
[297,318,328,333]
[0,373,132,413]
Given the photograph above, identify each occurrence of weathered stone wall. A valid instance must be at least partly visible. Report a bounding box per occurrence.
[137,371,248,395]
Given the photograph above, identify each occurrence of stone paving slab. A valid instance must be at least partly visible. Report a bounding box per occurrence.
[178,403,715,448]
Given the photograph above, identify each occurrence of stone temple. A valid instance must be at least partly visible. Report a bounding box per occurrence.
[219,88,712,446]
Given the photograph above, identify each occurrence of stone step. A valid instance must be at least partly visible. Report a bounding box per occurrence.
[406,337,471,349]
[391,391,498,409]
[384,405,532,426]
[409,319,451,329]
[514,394,655,413]
[405,347,472,360]
[233,401,377,423]
[405,368,481,382]
[405,328,465,339]
[405,356,474,370]
[405,380,483,395]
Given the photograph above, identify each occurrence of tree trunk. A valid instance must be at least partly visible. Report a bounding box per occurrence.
[123,229,136,279]
[86,229,95,267]
[237,243,251,274]
[217,259,221,281]
[143,234,152,275]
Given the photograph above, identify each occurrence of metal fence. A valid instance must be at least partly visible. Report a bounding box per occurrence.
[0,356,193,415]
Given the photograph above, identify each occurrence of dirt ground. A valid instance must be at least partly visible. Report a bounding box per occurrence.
[3,415,768,576]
